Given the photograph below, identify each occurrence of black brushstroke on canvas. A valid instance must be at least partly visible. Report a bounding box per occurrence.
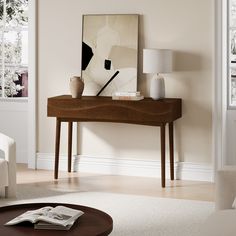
[96,71,120,96]
[104,59,111,70]
[82,42,94,70]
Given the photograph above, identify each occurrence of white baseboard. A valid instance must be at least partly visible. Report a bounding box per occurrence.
[36,153,213,182]
[17,150,28,164]
[176,162,213,182]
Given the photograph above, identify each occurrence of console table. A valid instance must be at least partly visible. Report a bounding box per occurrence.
[47,95,182,187]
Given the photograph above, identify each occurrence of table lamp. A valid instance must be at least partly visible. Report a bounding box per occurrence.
[143,49,173,100]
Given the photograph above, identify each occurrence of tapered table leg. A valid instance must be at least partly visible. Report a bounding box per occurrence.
[54,118,61,179]
[161,124,166,188]
[68,122,73,172]
[169,122,174,180]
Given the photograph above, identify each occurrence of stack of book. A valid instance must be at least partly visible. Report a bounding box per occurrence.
[112,91,144,101]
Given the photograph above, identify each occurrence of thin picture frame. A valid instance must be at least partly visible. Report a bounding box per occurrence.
[81,14,139,96]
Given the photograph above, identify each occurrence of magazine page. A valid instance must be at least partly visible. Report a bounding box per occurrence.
[5,207,53,226]
[37,206,84,227]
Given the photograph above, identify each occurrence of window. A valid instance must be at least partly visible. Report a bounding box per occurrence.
[230,0,236,106]
[0,0,28,98]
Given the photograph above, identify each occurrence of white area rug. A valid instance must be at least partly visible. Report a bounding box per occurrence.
[0,185,214,236]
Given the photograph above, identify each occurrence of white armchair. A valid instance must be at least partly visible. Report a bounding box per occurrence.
[200,166,236,236]
[215,166,236,210]
[0,132,16,198]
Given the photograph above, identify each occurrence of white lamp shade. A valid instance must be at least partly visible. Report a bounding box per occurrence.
[143,49,173,73]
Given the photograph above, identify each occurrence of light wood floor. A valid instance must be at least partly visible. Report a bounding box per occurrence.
[17,164,215,202]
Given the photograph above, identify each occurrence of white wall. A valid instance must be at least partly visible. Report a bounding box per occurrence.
[37,0,213,170]
[0,101,28,163]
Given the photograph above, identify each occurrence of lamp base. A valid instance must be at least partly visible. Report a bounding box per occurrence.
[150,75,165,100]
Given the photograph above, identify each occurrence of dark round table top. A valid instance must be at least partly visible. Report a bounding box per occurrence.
[0,203,113,236]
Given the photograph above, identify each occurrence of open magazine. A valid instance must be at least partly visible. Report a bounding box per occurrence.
[5,206,84,230]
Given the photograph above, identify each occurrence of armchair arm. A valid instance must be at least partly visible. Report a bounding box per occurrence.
[0,133,16,197]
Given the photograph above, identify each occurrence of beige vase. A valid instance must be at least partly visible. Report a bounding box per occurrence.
[69,76,84,98]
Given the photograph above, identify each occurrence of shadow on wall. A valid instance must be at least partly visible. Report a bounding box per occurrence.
[175,100,212,162]
[78,122,159,154]
[173,50,203,71]
[168,51,211,163]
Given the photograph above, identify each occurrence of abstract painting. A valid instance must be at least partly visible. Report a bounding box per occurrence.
[81,14,139,96]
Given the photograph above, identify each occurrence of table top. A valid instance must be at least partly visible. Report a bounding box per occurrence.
[0,203,113,236]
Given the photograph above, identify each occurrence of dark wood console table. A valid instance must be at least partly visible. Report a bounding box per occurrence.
[47,95,182,187]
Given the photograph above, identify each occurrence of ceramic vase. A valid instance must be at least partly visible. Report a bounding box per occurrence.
[69,76,84,98]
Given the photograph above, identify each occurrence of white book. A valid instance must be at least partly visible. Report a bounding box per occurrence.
[113,91,141,97]
[112,95,144,101]
[5,206,84,230]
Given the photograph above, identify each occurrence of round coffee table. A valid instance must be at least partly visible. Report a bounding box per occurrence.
[0,203,113,236]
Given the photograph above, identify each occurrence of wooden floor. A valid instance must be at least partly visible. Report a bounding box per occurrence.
[17,164,215,202]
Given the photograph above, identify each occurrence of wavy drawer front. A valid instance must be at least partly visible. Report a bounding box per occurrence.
[47,95,182,126]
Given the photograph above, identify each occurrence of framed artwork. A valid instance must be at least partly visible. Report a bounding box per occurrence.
[81,14,139,96]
